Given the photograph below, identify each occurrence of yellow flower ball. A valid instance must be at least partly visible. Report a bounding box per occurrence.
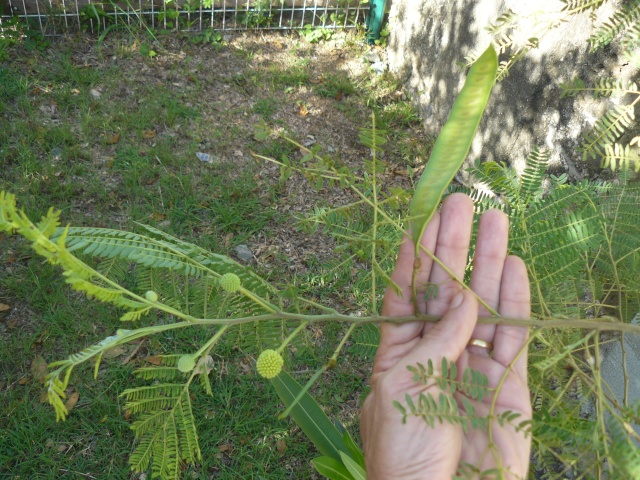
[219,273,241,293]
[177,354,196,373]
[256,349,284,379]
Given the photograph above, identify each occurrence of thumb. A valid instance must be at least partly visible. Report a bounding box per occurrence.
[400,290,479,368]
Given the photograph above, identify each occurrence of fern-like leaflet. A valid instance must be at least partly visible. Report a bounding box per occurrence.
[463,149,640,478]
[560,0,606,14]
[579,104,636,161]
[392,360,493,434]
[588,0,640,53]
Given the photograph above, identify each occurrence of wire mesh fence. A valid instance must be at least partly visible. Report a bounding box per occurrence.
[1,0,367,36]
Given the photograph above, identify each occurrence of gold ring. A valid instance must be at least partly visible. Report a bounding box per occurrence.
[467,338,493,351]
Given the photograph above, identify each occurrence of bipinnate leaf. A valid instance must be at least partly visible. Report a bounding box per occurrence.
[55,223,279,316]
[123,384,201,479]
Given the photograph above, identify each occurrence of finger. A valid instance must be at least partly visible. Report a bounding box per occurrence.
[376,193,473,374]
[375,214,441,374]
[396,290,479,372]
[381,213,441,318]
[493,255,530,379]
[467,209,509,344]
[424,194,474,319]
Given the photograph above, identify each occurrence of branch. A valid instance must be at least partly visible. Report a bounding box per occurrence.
[187,312,640,334]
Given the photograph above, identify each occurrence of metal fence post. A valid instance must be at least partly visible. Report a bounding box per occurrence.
[365,0,386,44]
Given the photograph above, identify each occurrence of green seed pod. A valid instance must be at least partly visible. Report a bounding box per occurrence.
[219,273,241,293]
[145,290,159,302]
[177,354,196,373]
[409,45,498,252]
[256,349,284,379]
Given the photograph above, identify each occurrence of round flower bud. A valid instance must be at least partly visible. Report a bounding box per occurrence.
[177,354,196,373]
[256,349,284,379]
[219,273,241,293]
[145,290,159,302]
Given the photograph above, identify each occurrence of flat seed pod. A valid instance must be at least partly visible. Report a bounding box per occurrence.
[409,45,498,253]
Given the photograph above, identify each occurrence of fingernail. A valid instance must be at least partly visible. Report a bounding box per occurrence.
[450,291,464,309]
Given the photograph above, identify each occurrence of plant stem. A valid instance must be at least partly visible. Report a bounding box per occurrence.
[186,311,640,334]
[276,321,309,354]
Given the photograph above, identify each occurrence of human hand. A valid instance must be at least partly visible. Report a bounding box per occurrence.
[360,193,531,480]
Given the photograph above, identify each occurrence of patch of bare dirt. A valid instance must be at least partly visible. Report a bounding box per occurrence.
[8,30,427,311]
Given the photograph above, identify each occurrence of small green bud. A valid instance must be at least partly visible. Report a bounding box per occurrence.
[145,290,159,302]
[177,354,196,373]
[219,273,241,293]
[256,349,284,379]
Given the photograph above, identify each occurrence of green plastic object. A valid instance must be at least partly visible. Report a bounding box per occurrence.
[365,0,387,44]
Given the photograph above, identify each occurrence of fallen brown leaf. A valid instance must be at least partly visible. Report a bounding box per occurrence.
[0,303,11,312]
[145,355,164,365]
[121,340,144,365]
[276,439,287,454]
[392,168,409,176]
[105,132,121,145]
[64,391,80,412]
[194,355,215,375]
[144,174,159,186]
[30,355,48,383]
[103,345,127,359]
[298,103,308,117]
[224,232,233,247]
[33,329,48,346]
[143,129,156,139]
[239,359,252,374]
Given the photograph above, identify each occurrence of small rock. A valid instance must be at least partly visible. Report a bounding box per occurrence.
[89,88,102,98]
[233,244,254,262]
[363,51,381,63]
[51,147,63,162]
[196,152,213,163]
[371,62,387,74]
[327,146,335,153]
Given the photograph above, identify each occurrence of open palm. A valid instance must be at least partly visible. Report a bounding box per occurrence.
[361,193,531,480]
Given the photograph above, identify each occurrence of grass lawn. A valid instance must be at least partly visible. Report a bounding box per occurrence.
[0,29,428,479]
